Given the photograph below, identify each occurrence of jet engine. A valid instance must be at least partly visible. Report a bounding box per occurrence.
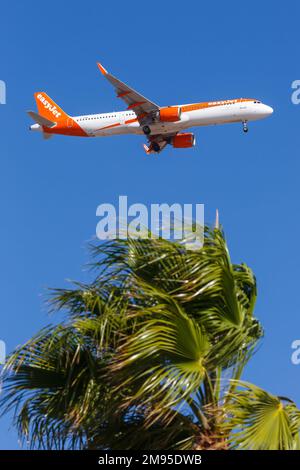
[159,106,181,122]
[172,133,196,148]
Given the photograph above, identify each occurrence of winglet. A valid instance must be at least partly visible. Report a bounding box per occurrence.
[97,62,108,75]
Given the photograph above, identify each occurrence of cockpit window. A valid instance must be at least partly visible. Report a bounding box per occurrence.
[254,100,261,104]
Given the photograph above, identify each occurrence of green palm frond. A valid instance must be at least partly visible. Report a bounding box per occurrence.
[1,325,116,448]
[112,297,211,424]
[224,382,300,450]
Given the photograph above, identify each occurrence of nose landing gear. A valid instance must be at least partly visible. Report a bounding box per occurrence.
[242,121,248,133]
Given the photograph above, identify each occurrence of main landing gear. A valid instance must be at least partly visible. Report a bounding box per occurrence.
[143,125,151,135]
[242,121,248,133]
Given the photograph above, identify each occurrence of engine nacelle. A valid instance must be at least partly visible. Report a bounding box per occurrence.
[172,133,196,148]
[159,106,181,122]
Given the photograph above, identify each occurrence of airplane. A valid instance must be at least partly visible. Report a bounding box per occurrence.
[28,62,273,154]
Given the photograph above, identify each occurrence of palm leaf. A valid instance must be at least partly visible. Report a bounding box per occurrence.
[112,296,210,424]
[224,381,300,450]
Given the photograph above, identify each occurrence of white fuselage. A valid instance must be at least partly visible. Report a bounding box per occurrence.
[71,99,273,137]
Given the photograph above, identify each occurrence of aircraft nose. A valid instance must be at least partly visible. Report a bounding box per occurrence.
[264,104,273,115]
[267,106,274,115]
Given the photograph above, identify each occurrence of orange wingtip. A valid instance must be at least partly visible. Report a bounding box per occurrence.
[97,62,108,75]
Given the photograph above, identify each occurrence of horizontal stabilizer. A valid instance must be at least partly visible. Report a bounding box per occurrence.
[27,111,56,128]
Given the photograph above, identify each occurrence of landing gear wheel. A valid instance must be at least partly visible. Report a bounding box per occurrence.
[143,125,151,135]
[243,121,248,133]
[152,142,160,153]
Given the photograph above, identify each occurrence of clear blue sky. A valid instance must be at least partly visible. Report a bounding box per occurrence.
[1,0,300,449]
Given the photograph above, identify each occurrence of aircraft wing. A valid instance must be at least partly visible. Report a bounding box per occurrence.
[97,62,159,119]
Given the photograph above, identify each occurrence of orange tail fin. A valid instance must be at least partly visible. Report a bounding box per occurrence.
[33,92,88,137]
[34,92,69,122]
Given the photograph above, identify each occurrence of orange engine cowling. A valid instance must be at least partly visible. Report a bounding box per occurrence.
[159,106,181,122]
[172,133,196,148]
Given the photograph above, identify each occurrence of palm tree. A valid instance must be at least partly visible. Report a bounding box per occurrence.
[1,224,300,450]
